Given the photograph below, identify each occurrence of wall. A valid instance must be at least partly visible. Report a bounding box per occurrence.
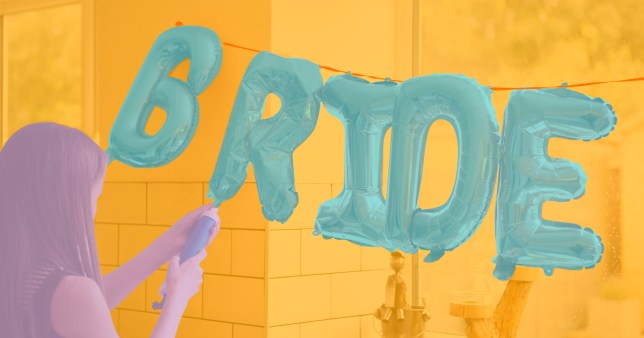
[94,0,270,337]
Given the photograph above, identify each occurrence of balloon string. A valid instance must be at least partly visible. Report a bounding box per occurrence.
[489,76,644,91]
[222,42,262,53]
[319,65,402,82]
[214,32,644,90]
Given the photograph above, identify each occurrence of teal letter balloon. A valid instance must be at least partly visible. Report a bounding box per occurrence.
[107,26,222,167]
[208,52,323,222]
[386,75,500,260]
[494,88,616,280]
[314,74,398,249]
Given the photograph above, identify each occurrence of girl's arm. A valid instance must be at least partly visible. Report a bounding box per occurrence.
[151,252,205,338]
[101,226,181,310]
[51,251,206,338]
[102,204,215,310]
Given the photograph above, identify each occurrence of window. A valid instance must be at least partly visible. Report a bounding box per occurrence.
[0,0,93,143]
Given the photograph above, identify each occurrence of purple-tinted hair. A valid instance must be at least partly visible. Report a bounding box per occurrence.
[0,123,108,337]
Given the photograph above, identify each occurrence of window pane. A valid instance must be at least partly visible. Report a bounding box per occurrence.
[5,4,82,139]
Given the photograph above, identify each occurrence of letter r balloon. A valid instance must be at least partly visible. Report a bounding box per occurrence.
[208,52,323,223]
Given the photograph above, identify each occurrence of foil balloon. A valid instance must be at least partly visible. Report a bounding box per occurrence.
[385,75,500,260]
[313,74,398,249]
[208,52,323,222]
[107,26,222,167]
[494,88,617,281]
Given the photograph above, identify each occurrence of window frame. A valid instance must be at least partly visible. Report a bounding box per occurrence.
[394,0,423,308]
[0,0,96,144]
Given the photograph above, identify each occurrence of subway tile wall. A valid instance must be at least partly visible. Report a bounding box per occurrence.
[96,181,394,337]
[266,183,393,338]
[95,182,267,338]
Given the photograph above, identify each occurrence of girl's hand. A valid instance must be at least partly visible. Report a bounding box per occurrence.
[201,208,221,246]
[170,204,219,253]
[164,250,207,305]
[151,252,207,338]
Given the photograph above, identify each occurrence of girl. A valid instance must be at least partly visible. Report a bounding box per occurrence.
[0,123,218,337]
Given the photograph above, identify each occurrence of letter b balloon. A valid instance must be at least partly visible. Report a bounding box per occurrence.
[107,26,223,167]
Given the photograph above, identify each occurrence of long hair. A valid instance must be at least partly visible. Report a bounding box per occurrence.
[0,123,108,337]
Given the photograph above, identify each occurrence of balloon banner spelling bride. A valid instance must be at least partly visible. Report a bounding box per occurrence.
[107,26,617,280]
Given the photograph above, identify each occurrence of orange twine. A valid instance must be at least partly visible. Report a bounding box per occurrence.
[174,21,644,91]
